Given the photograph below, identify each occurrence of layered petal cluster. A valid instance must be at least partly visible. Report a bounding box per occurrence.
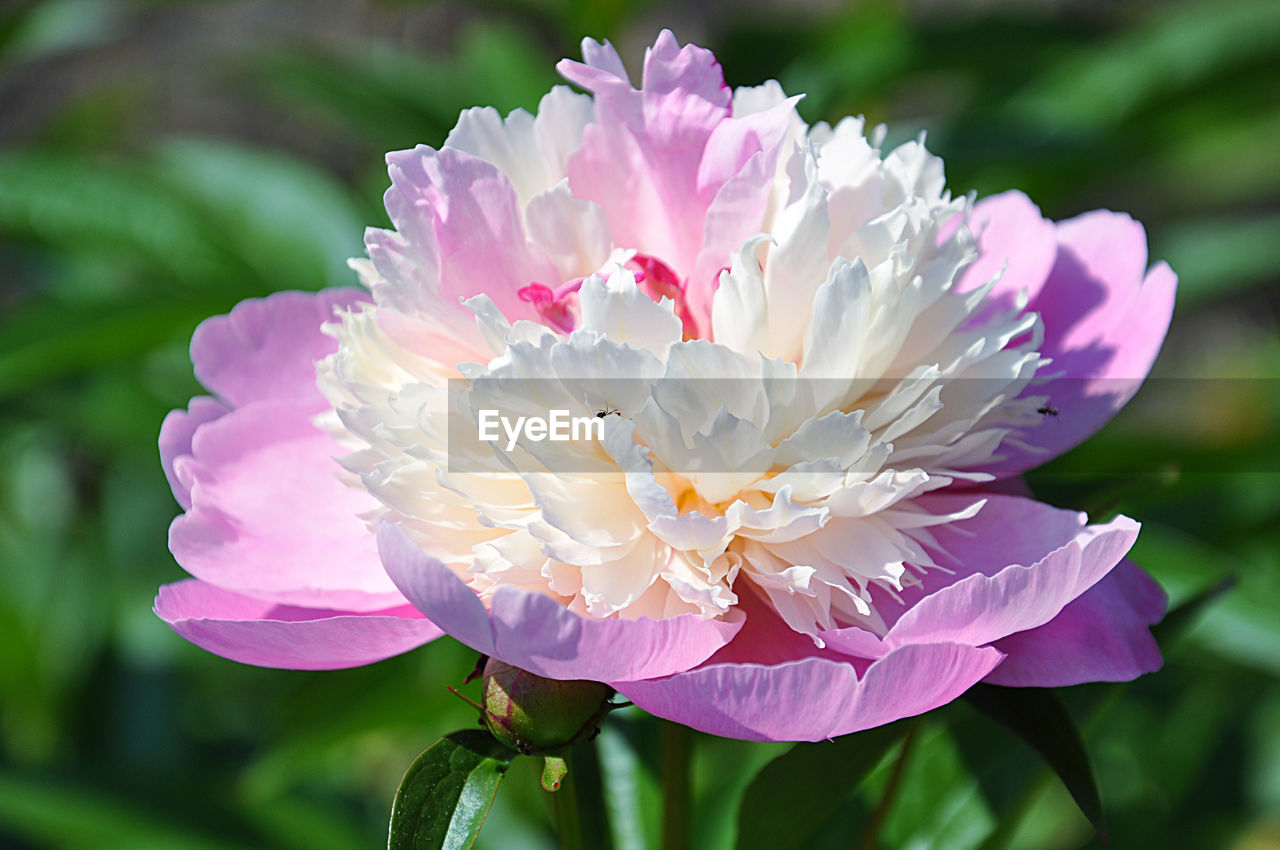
[157,31,1176,740]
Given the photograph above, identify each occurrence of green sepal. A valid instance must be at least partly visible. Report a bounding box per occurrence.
[541,752,570,793]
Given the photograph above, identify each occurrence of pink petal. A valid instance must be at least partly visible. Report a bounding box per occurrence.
[159,396,228,510]
[614,642,1004,742]
[560,31,731,281]
[912,492,1093,583]
[886,494,1140,649]
[707,581,863,665]
[376,523,498,657]
[378,523,742,682]
[688,96,801,332]
[953,190,1058,315]
[155,580,440,670]
[983,559,1165,687]
[169,398,401,611]
[378,146,559,322]
[992,211,1177,474]
[695,93,795,196]
[190,289,368,411]
[641,29,730,110]
[817,624,889,660]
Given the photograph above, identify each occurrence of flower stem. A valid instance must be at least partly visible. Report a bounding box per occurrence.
[661,721,693,850]
[551,750,584,850]
[856,720,920,850]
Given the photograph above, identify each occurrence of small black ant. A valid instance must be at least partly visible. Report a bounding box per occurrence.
[595,405,620,419]
[1037,404,1059,417]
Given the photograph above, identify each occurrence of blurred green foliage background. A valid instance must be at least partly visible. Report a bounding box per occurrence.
[0,0,1276,847]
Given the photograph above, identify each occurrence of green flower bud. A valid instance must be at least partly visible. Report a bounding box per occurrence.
[480,659,612,756]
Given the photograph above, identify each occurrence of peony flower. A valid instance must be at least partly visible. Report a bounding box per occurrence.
[156,31,1176,741]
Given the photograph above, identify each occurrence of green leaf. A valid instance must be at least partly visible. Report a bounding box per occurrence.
[1007,0,1280,131]
[153,138,367,291]
[854,720,996,850]
[1133,523,1280,676]
[0,151,233,285]
[733,721,906,850]
[690,734,789,850]
[1151,576,1238,649]
[0,769,252,850]
[0,0,122,64]
[258,21,557,154]
[0,297,227,400]
[963,685,1106,840]
[596,719,662,850]
[388,729,515,850]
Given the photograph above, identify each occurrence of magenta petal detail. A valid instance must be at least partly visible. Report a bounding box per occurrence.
[984,559,1166,687]
[615,642,1004,742]
[375,523,498,657]
[378,523,742,682]
[155,580,441,670]
[911,493,1098,581]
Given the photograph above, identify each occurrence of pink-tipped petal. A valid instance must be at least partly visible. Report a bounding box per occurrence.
[886,494,1139,648]
[615,642,1003,742]
[579,37,628,80]
[379,146,558,322]
[556,38,631,104]
[169,398,400,611]
[954,190,1058,313]
[641,30,730,110]
[190,289,367,410]
[688,96,802,331]
[827,643,1005,737]
[617,658,858,742]
[378,523,742,682]
[993,212,1177,474]
[159,397,227,510]
[155,580,440,670]
[984,559,1166,687]
[561,31,732,281]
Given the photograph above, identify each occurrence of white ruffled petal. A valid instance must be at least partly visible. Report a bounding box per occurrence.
[578,268,682,357]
